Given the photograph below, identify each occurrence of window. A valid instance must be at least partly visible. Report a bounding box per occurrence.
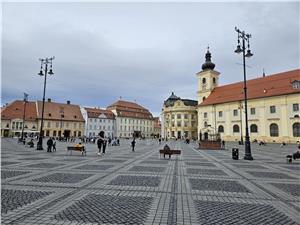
[47,122,51,128]
[53,131,57,137]
[250,108,255,115]
[202,97,206,101]
[270,123,279,137]
[177,114,181,119]
[177,121,181,127]
[293,123,300,137]
[270,106,276,113]
[171,114,174,119]
[292,80,300,89]
[202,78,206,84]
[293,103,299,112]
[74,123,77,129]
[218,125,224,133]
[56,122,59,128]
[250,124,258,133]
[191,115,195,120]
[204,112,207,118]
[233,124,240,133]
[204,121,208,127]
[218,111,223,117]
[213,77,216,84]
[233,109,238,116]
[184,114,188,119]
[184,122,188,127]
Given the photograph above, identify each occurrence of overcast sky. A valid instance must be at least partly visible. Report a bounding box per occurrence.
[2,2,299,116]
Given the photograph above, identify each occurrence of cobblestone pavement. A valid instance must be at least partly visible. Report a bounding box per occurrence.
[1,138,300,225]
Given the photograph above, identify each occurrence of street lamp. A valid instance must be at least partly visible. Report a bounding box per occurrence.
[238,102,244,145]
[234,27,253,160]
[36,57,55,150]
[21,93,29,142]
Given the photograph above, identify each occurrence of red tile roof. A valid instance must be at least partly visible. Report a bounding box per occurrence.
[1,100,37,121]
[200,69,300,106]
[153,117,161,128]
[36,101,85,122]
[107,100,153,120]
[84,107,115,119]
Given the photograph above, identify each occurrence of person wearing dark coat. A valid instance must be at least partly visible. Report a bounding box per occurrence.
[131,139,136,152]
[97,131,105,155]
[47,138,53,152]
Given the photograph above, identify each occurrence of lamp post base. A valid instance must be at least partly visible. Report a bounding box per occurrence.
[36,138,44,150]
[244,139,253,160]
[244,154,253,160]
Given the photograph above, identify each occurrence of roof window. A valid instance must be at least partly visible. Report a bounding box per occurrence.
[292,80,300,89]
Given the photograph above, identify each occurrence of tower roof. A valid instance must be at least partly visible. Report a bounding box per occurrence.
[201,47,215,71]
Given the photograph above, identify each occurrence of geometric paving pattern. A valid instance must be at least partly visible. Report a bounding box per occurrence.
[189,178,251,193]
[1,170,30,179]
[25,163,64,168]
[185,162,216,167]
[108,175,161,187]
[246,171,297,179]
[141,160,170,165]
[128,166,166,173]
[194,200,299,225]
[1,189,52,214]
[32,173,94,183]
[54,194,153,224]
[232,164,267,169]
[73,164,114,171]
[186,168,228,176]
[271,183,300,197]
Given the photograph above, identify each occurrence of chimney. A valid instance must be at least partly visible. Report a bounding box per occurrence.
[67,100,70,104]
[47,98,51,102]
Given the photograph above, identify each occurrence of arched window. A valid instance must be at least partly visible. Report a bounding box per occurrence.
[250,124,258,133]
[218,125,224,133]
[204,121,208,127]
[213,77,216,84]
[233,124,240,133]
[202,97,206,101]
[270,123,279,137]
[202,78,206,84]
[293,122,300,137]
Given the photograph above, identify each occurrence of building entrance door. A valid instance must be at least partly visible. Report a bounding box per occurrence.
[204,132,208,140]
[64,130,71,138]
[177,131,181,139]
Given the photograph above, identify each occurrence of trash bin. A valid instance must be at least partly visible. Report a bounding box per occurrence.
[232,148,239,160]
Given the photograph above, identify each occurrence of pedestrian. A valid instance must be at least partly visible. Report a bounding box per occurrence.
[97,131,105,156]
[47,138,53,152]
[131,138,136,152]
[221,140,225,149]
[52,138,56,152]
[103,138,107,154]
[158,138,161,144]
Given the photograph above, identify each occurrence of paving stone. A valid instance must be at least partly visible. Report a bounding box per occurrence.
[32,173,94,184]
[99,159,127,163]
[25,163,64,168]
[128,166,166,173]
[185,162,216,167]
[2,161,20,166]
[73,164,114,170]
[108,175,161,187]
[246,171,297,179]
[271,183,300,196]
[194,200,298,225]
[1,170,31,179]
[141,160,169,164]
[189,178,251,193]
[1,189,52,214]
[187,168,228,176]
[232,164,267,169]
[54,194,153,224]
[18,157,47,161]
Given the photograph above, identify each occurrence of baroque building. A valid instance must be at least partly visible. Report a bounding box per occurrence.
[81,107,116,138]
[107,100,154,138]
[162,92,198,139]
[197,49,300,143]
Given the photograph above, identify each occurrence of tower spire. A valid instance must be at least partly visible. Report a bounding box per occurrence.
[201,46,215,71]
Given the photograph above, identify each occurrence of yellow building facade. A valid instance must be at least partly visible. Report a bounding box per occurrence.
[197,49,300,143]
[162,92,198,139]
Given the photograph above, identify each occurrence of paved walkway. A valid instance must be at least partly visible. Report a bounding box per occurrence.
[1,138,300,225]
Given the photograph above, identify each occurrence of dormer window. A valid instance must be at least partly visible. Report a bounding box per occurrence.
[202,78,206,84]
[213,77,216,84]
[74,115,77,119]
[292,80,300,89]
[48,113,51,117]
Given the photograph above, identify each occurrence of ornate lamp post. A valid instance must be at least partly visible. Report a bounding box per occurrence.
[21,93,29,142]
[36,57,55,150]
[234,27,253,160]
[238,102,244,145]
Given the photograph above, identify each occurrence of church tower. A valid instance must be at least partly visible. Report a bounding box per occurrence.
[196,47,220,104]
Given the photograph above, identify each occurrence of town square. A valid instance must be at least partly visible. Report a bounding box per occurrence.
[1,1,300,225]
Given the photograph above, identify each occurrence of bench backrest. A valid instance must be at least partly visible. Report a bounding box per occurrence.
[159,149,181,154]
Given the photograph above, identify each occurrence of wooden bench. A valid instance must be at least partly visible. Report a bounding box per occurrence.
[159,149,181,159]
[67,146,86,156]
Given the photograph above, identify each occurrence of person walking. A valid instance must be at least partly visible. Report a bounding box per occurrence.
[97,131,105,156]
[47,138,53,152]
[131,138,136,152]
[52,138,56,152]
